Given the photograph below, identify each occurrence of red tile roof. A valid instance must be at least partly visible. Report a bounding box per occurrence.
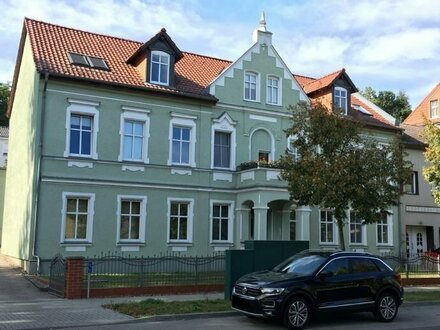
[350,94,398,131]
[294,69,345,94]
[24,18,231,100]
[403,83,440,125]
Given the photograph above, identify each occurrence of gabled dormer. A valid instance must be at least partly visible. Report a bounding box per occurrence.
[127,28,183,87]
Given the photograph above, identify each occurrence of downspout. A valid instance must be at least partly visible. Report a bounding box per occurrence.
[32,70,49,274]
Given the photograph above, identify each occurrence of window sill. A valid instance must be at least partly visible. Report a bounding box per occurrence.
[61,241,92,246]
[117,242,145,246]
[266,102,282,107]
[210,242,234,246]
[244,99,260,103]
[167,242,193,246]
[319,242,338,246]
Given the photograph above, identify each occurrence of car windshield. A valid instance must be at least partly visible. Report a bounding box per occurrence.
[273,253,328,275]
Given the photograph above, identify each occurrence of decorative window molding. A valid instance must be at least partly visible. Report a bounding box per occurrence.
[60,192,95,244]
[168,115,197,167]
[150,50,170,85]
[167,198,194,244]
[267,75,281,105]
[249,127,275,162]
[210,200,235,244]
[334,87,348,115]
[211,113,236,170]
[118,108,150,163]
[244,71,260,102]
[64,99,99,159]
[319,210,338,244]
[376,212,393,246]
[116,195,147,244]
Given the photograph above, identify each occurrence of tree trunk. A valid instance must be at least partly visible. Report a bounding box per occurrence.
[338,222,346,251]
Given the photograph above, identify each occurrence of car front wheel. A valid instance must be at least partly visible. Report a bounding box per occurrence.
[374,292,398,322]
[284,297,310,329]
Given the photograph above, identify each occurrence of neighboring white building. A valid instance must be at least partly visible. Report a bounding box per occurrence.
[0,126,8,168]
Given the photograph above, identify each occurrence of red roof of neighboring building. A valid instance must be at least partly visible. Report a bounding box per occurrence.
[23,18,232,100]
[294,69,349,94]
[403,83,440,125]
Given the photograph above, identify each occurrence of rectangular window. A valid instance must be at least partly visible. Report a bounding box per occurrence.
[70,114,93,156]
[244,72,258,101]
[151,51,169,85]
[350,211,365,244]
[123,120,144,161]
[213,132,231,168]
[169,201,192,242]
[267,76,279,105]
[430,100,438,118]
[334,87,347,114]
[258,151,269,162]
[289,210,296,240]
[377,213,389,245]
[404,171,419,195]
[120,200,141,240]
[61,192,94,243]
[320,210,336,244]
[211,204,230,242]
[288,136,300,161]
[172,126,191,165]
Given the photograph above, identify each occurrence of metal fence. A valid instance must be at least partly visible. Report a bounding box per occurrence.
[83,252,225,290]
[382,253,440,278]
[49,253,66,297]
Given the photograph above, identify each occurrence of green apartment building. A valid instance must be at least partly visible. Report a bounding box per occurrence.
[3,16,402,273]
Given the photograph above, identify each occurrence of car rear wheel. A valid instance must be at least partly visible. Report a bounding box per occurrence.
[284,297,310,329]
[374,292,398,322]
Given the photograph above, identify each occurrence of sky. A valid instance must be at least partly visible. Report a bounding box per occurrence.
[1,0,440,108]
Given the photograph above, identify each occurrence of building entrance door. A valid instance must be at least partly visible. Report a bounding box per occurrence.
[406,226,427,257]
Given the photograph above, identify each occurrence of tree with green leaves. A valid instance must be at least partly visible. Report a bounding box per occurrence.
[361,86,412,123]
[279,102,412,250]
[0,82,11,126]
[423,120,440,204]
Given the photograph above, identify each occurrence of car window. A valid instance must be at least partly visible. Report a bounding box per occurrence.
[321,258,349,276]
[351,258,379,273]
[273,254,327,275]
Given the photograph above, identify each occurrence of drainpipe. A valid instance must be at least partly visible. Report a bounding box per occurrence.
[31,70,49,274]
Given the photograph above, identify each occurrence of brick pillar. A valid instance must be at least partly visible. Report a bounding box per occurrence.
[65,257,84,299]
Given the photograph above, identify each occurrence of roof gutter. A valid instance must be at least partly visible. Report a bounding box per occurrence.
[31,70,49,274]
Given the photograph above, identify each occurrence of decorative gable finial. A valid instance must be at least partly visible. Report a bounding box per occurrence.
[259,11,267,32]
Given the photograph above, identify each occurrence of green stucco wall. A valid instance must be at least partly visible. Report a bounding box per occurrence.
[0,168,6,246]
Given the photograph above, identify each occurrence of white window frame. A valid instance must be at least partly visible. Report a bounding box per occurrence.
[319,210,338,245]
[167,198,194,244]
[430,100,438,118]
[267,75,281,105]
[334,87,348,115]
[405,171,418,195]
[349,211,366,245]
[287,135,300,161]
[118,107,150,163]
[211,113,236,170]
[64,99,100,159]
[376,212,393,246]
[168,113,197,167]
[244,71,260,102]
[210,200,235,244]
[150,50,170,86]
[116,195,147,244]
[60,192,95,244]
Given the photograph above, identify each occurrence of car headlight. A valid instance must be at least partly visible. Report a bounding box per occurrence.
[261,288,285,295]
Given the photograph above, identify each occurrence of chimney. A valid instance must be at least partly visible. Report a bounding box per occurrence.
[252,11,272,46]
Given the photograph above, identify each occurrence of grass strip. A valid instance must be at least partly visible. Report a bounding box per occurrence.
[103,299,231,318]
[404,290,440,302]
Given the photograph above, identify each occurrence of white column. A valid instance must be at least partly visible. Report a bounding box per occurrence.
[235,208,251,245]
[296,206,312,240]
[253,206,269,240]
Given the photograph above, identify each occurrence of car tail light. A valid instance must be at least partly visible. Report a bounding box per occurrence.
[393,272,402,285]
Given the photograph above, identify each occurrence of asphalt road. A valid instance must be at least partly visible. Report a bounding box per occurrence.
[65,302,440,330]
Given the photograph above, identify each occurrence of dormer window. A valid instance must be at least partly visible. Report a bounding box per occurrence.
[150,51,170,85]
[334,87,347,114]
[430,100,438,118]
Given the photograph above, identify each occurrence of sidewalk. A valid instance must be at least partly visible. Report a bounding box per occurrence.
[0,253,223,329]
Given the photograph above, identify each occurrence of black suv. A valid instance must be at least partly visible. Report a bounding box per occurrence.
[231,250,403,329]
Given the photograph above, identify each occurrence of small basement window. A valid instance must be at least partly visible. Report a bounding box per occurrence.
[67,52,109,71]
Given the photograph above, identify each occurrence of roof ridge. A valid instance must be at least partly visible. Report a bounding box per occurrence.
[182,51,232,63]
[314,68,344,82]
[25,17,143,46]
[293,73,316,80]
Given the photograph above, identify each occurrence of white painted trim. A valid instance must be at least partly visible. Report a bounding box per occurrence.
[249,114,277,123]
[348,210,367,245]
[166,198,194,244]
[240,171,255,182]
[334,86,348,115]
[122,165,145,172]
[249,127,275,161]
[171,168,192,175]
[121,246,140,252]
[170,112,198,120]
[266,74,282,106]
[60,192,95,244]
[211,113,236,170]
[209,200,235,244]
[116,195,147,244]
[266,169,280,181]
[118,109,150,163]
[406,205,440,213]
[64,100,99,159]
[376,212,394,246]
[168,116,197,167]
[318,210,339,245]
[243,70,260,103]
[213,172,233,182]
[65,246,86,252]
[68,161,93,168]
[171,246,188,252]
[67,98,100,107]
[150,50,170,86]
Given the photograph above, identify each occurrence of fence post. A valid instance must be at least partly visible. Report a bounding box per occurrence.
[438,255,440,276]
[405,262,409,279]
[65,257,85,299]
